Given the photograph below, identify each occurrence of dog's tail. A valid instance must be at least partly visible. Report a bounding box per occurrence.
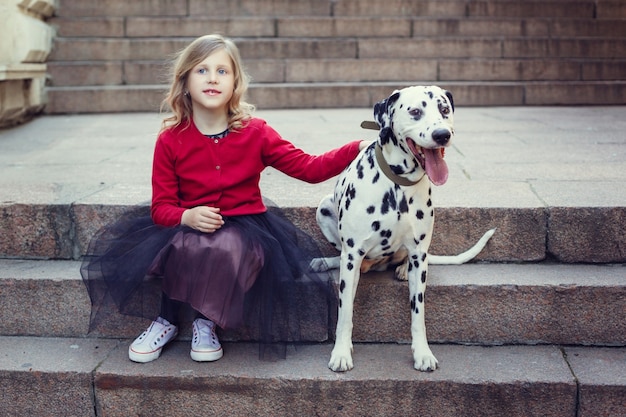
[428,228,496,265]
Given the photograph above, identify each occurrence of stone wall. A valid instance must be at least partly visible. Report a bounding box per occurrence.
[0,0,55,128]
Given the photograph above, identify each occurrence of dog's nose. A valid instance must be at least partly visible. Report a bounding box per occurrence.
[432,129,451,146]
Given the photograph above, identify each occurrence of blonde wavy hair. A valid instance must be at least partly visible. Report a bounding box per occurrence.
[160,34,255,132]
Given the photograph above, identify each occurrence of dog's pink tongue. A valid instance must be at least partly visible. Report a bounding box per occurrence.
[424,148,448,186]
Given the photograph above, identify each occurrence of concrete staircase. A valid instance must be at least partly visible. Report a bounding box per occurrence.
[45,0,626,113]
[1,104,625,416]
[2,0,625,415]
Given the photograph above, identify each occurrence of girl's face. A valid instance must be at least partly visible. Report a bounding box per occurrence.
[186,48,235,115]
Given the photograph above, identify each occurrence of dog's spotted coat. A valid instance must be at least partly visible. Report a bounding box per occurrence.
[312,86,494,372]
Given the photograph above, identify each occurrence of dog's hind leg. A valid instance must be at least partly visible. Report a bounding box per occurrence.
[407,251,438,371]
[310,194,341,271]
[315,194,341,249]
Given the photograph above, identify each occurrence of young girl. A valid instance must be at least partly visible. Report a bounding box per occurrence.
[81,34,367,363]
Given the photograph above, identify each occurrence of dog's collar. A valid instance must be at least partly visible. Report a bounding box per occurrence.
[375,144,425,187]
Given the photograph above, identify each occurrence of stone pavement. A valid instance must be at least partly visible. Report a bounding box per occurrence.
[0,106,624,210]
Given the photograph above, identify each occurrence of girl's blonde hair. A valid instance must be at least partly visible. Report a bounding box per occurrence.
[160,34,255,132]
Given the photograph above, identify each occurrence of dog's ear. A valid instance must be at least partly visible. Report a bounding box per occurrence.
[445,90,454,112]
[373,91,401,129]
[374,91,401,145]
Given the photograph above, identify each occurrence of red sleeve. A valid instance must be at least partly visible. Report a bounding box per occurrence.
[151,133,186,227]
[261,123,362,183]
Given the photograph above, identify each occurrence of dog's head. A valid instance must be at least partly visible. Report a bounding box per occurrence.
[374,85,454,186]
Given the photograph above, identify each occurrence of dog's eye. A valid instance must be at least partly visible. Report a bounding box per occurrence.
[439,105,450,116]
[409,108,422,119]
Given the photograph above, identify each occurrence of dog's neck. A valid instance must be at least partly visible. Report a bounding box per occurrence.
[375,143,426,186]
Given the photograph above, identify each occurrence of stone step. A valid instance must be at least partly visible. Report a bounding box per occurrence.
[50,16,626,39]
[1,336,624,417]
[2,199,626,263]
[44,80,626,113]
[2,107,625,263]
[53,0,611,19]
[46,58,626,87]
[48,36,626,62]
[1,259,623,347]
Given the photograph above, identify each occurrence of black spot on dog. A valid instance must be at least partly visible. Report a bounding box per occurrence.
[416,210,424,220]
[419,234,426,241]
[427,199,432,207]
[421,253,427,262]
[399,195,409,213]
[371,221,380,231]
[367,205,375,214]
[340,280,346,293]
[347,238,354,248]
[379,127,394,146]
[390,164,404,175]
[347,184,356,200]
[410,295,416,312]
[356,160,365,179]
[366,151,375,169]
[380,229,392,238]
[381,189,397,214]
[418,292,423,303]
[372,172,380,184]
[421,270,427,283]
[320,208,332,217]
[347,262,354,270]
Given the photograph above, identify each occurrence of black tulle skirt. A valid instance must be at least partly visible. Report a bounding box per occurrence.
[80,203,336,359]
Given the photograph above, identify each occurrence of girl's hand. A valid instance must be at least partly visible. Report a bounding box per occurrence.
[181,206,224,233]
[359,140,373,151]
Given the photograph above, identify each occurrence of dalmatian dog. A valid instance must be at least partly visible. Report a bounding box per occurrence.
[311,85,495,372]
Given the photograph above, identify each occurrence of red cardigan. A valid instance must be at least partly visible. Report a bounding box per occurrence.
[151,117,362,227]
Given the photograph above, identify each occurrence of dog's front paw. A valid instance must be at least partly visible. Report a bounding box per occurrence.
[328,346,354,372]
[413,351,439,372]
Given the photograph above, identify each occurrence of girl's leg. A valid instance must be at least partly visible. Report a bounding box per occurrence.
[159,292,183,326]
[129,294,179,363]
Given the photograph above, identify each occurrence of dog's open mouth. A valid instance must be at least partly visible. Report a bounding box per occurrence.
[407,138,448,186]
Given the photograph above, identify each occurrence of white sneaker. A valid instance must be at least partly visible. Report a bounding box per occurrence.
[129,317,178,363]
[190,318,223,362]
